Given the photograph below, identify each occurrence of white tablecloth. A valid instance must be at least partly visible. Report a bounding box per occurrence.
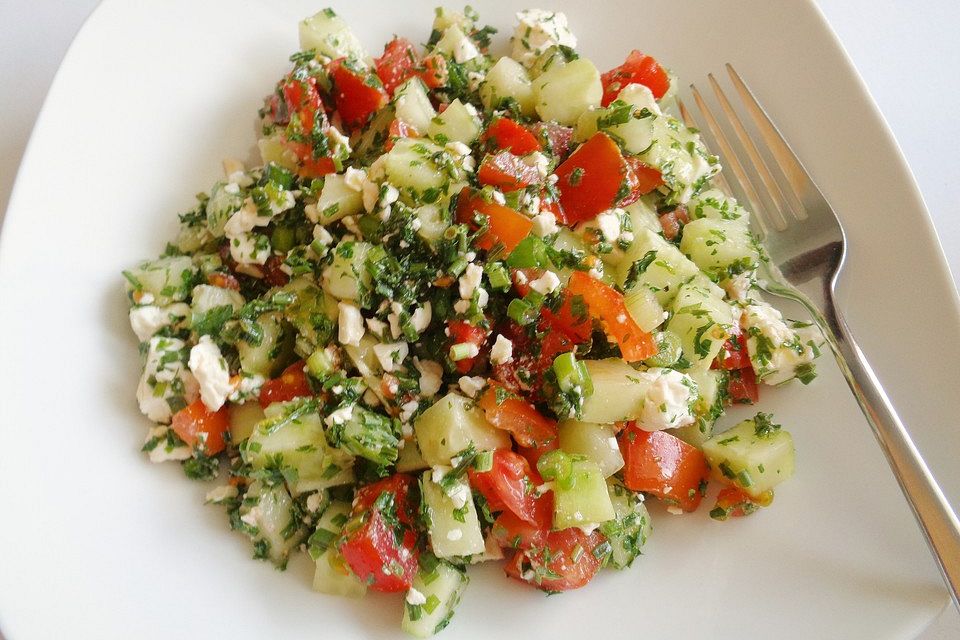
[0,1,956,636]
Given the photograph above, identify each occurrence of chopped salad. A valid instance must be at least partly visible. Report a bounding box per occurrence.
[123,6,823,637]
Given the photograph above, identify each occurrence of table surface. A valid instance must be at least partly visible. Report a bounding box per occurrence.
[0,1,956,637]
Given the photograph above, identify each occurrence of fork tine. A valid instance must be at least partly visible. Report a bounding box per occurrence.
[707,73,796,226]
[689,83,773,235]
[725,63,808,219]
[676,97,733,195]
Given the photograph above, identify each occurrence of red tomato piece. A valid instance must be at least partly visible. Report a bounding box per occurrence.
[206,272,240,291]
[491,510,549,551]
[713,332,751,370]
[542,291,594,343]
[261,254,290,287]
[171,398,231,455]
[482,118,542,155]
[352,474,417,526]
[711,486,773,520]
[621,157,664,206]
[565,271,657,361]
[491,322,577,403]
[417,54,448,89]
[338,510,418,592]
[447,319,489,374]
[455,188,533,255]
[529,122,574,160]
[329,58,389,129]
[468,450,542,524]
[618,425,710,512]
[726,366,760,404]
[554,132,634,224]
[385,118,419,151]
[259,361,312,409]
[282,139,338,178]
[375,37,420,96]
[658,205,690,241]
[477,151,542,191]
[505,528,606,591]
[600,50,671,107]
[282,76,325,134]
[477,383,557,448]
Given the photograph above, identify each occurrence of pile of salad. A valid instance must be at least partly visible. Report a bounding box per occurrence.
[123,6,823,637]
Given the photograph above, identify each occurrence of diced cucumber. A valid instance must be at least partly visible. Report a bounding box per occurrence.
[615,228,707,306]
[394,79,437,134]
[480,56,535,116]
[680,217,759,281]
[257,134,300,172]
[354,105,396,162]
[688,188,750,227]
[558,420,624,477]
[414,204,451,244]
[671,368,725,447]
[206,181,243,237]
[702,415,796,498]
[322,240,372,302]
[313,548,367,598]
[309,501,352,559]
[637,107,717,204]
[228,401,265,443]
[421,472,485,558]
[601,480,652,569]
[236,311,289,377]
[124,255,197,306]
[623,286,666,333]
[191,283,244,316]
[579,359,652,423]
[280,278,337,355]
[298,8,366,61]
[239,480,305,567]
[396,438,430,473]
[413,392,511,466]
[552,459,616,530]
[574,85,659,154]
[432,24,479,63]
[624,199,663,233]
[401,558,469,638]
[382,138,459,206]
[428,99,481,145]
[666,282,735,370]
[432,7,473,33]
[244,401,355,495]
[313,174,364,224]
[533,58,602,126]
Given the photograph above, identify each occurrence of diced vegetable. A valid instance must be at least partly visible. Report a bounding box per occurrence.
[239,480,306,567]
[702,413,795,498]
[505,528,607,591]
[171,398,230,455]
[421,471,485,558]
[414,392,511,466]
[298,9,367,60]
[480,56,535,116]
[402,558,469,638]
[533,58,602,126]
[618,424,709,512]
[565,271,657,361]
[477,383,557,448]
[601,479,652,569]
[579,359,652,424]
[428,99,481,144]
[666,282,736,370]
[600,50,671,106]
[322,240,372,301]
[558,420,624,477]
[551,458,616,530]
[455,188,533,255]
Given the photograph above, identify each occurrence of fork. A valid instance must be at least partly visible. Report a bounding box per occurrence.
[678,64,960,607]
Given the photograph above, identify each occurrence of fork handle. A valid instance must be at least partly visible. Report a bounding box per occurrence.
[815,297,960,608]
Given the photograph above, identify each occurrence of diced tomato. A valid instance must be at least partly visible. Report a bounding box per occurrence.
[385,118,419,151]
[259,361,312,409]
[468,450,543,524]
[565,271,657,361]
[171,398,231,456]
[492,510,549,551]
[262,254,290,287]
[529,122,574,160]
[618,425,710,512]
[482,118,542,155]
[329,58,389,129]
[206,272,240,291]
[477,151,542,191]
[283,139,338,178]
[505,528,606,591]
[542,290,594,343]
[491,322,577,402]
[418,53,448,89]
[658,205,690,241]
[621,157,664,206]
[711,486,774,520]
[713,333,751,370]
[338,510,418,592]
[727,367,759,404]
[478,383,557,448]
[282,76,325,134]
[352,473,417,526]
[447,319,489,374]
[455,188,533,255]
[375,37,420,96]
[600,50,671,107]
[554,132,634,224]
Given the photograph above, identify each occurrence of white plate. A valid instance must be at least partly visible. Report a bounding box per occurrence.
[1,1,957,638]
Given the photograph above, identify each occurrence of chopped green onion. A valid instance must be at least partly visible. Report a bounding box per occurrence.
[737,469,754,488]
[537,449,575,490]
[472,450,494,472]
[506,236,549,268]
[449,342,476,361]
[507,298,537,325]
[644,331,683,368]
[552,352,594,396]
[486,262,511,291]
[306,348,335,378]
[448,257,468,278]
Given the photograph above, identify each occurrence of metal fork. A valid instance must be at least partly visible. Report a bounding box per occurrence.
[679,64,960,607]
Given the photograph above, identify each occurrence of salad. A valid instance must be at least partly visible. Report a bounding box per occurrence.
[123,6,823,637]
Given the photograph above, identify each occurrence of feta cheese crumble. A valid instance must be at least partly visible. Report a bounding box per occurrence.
[638,368,699,431]
[188,335,233,412]
[337,302,365,346]
[490,334,514,364]
[511,9,578,67]
[529,270,561,295]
